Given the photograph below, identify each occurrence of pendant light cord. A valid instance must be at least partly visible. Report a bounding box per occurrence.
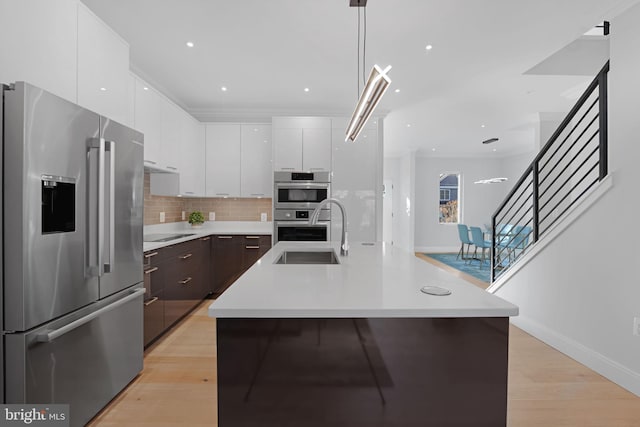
[356,5,368,98]
[363,6,366,88]
[357,7,360,99]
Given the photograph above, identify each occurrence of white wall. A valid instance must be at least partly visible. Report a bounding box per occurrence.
[494,2,640,396]
[0,0,79,103]
[413,156,507,252]
[384,153,415,253]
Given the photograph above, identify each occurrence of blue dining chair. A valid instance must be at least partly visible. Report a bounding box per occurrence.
[456,224,473,260]
[469,226,492,268]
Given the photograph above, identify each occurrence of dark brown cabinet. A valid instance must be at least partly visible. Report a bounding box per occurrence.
[211,234,272,295]
[143,233,271,346]
[143,250,165,347]
[242,235,272,270]
[211,235,243,294]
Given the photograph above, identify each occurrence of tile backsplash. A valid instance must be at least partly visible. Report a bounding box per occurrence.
[144,173,272,225]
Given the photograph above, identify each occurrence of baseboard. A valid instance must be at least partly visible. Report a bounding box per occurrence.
[511,315,640,397]
[414,246,459,253]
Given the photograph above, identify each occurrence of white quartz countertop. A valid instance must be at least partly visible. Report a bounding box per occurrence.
[143,221,272,252]
[208,241,519,318]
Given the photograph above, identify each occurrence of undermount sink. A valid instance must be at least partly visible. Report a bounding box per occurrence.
[143,233,196,243]
[274,250,340,265]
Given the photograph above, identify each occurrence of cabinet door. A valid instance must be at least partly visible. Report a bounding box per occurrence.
[181,121,206,196]
[77,3,129,125]
[241,124,272,197]
[211,235,243,294]
[303,128,331,171]
[273,128,303,171]
[206,124,241,197]
[160,101,183,172]
[143,290,165,347]
[242,235,272,271]
[134,78,163,166]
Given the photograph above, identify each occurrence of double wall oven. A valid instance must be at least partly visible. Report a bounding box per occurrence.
[274,171,331,243]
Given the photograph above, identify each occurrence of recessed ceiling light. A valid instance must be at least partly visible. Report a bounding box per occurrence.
[221,86,227,92]
[493,148,497,152]
[304,87,310,92]
[432,148,436,152]
[425,44,433,51]
[143,87,149,91]
[100,87,107,91]
[394,89,400,93]
[481,124,486,128]
[186,41,194,47]
[363,134,368,138]
[406,124,411,128]
[253,128,258,132]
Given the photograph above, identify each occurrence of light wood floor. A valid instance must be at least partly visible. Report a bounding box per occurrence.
[90,257,640,426]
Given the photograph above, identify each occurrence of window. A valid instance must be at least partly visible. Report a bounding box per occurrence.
[439,173,460,224]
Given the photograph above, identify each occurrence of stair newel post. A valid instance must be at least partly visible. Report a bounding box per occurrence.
[490,215,496,283]
[532,162,540,243]
[598,61,609,181]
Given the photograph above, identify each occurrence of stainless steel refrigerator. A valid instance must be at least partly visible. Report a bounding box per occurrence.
[1,82,144,426]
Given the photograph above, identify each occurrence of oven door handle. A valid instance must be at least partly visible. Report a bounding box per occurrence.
[275,221,330,226]
[275,183,330,190]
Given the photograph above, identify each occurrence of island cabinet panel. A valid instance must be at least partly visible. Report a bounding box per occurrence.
[217,317,509,427]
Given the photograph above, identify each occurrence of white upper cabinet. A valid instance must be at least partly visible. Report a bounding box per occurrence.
[273,128,303,171]
[241,124,272,197]
[205,124,241,197]
[134,77,163,167]
[272,117,331,171]
[151,115,205,197]
[77,3,130,125]
[302,128,331,171]
[160,100,183,172]
[0,0,78,103]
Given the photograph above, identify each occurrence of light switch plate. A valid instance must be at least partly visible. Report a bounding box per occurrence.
[261,212,267,222]
[159,212,165,223]
[209,212,215,221]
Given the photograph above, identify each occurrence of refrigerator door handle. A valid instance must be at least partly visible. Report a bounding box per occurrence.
[35,288,145,343]
[87,137,106,277]
[104,140,116,273]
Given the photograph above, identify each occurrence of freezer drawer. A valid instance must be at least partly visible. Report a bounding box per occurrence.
[4,286,144,427]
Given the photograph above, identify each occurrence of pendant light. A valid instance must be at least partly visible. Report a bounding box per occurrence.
[345,0,392,142]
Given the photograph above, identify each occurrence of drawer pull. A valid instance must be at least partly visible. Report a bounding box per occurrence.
[179,277,192,285]
[245,236,260,239]
[200,237,211,241]
[281,167,295,170]
[144,252,158,258]
[144,296,159,306]
[246,246,260,249]
[179,253,193,260]
[217,236,232,239]
[167,166,178,170]
[144,267,159,275]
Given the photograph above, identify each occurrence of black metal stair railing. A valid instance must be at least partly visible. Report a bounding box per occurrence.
[490,61,609,282]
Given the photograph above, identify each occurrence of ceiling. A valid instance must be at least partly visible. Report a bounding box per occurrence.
[81,0,638,157]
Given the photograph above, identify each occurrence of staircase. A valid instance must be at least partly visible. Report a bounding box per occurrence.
[489,61,610,283]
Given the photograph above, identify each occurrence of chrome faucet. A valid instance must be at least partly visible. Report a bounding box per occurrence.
[310,198,349,256]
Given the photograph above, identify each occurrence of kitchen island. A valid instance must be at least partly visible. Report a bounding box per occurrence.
[208,241,518,427]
